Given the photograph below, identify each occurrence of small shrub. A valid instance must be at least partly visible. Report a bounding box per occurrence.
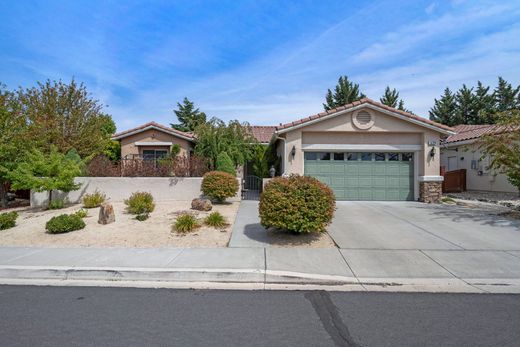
[74,208,88,218]
[0,212,18,230]
[48,198,66,210]
[174,213,200,233]
[46,214,86,234]
[124,191,155,216]
[216,152,236,176]
[82,190,106,208]
[204,211,227,228]
[201,171,239,202]
[259,175,336,233]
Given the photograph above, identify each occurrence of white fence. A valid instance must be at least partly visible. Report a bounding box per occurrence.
[31,177,241,208]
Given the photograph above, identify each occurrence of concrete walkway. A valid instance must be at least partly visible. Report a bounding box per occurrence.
[1,246,520,293]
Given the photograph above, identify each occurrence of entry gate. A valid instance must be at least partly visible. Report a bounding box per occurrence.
[242,175,262,200]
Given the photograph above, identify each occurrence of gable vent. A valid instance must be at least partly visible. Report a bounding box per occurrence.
[356,110,372,124]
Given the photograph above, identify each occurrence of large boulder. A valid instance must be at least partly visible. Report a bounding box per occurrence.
[98,203,115,225]
[191,198,212,211]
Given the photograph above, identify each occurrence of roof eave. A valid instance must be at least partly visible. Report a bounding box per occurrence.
[112,125,195,142]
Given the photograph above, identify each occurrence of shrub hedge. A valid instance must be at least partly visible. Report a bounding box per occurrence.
[0,211,18,230]
[46,214,86,234]
[82,190,106,208]
[201,171,238,202]
[259,175,335,233]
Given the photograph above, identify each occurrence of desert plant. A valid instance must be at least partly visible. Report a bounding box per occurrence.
[124,191,155,219]
[82,190,106,208]
[204,211,227,228]
[45,213,86,234]
[74,208,88,218]
[201,171,239,202]
[216,152,236,176]
[48,198,66,210]
[0,211,18,230]
[259,175,336,233]
[173,213,200,233]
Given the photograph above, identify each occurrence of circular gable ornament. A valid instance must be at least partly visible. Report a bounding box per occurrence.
[352,109,375,130]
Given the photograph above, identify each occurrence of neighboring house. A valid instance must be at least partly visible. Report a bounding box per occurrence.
[440,124,517,193]
[270,98,454,202]
[112,121,195,160]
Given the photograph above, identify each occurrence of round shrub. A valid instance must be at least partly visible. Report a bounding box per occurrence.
[46,214,86,234]
[259,175,335,233]
[82,190,106,208]
[124,191,155,216]
[0,211,18,230]
[201,171,239,202]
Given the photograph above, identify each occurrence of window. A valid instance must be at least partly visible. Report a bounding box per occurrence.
[388,153,399,161]
[401,153,413,162]
[304,152,317,160]
[375,153,386,161]
[347,153,358,161]
[333,153,344,161]
[318,152,330,161]
[361,152,372,161]
[142,149,168,161]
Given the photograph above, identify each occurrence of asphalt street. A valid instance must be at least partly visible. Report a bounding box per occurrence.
[0,285,519,346]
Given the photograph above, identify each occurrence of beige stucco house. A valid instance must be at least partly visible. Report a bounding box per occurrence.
[271,98,454,202]
[112,121,195,160]
[440,124,517,193]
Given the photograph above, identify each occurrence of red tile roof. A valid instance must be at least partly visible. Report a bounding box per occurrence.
[443,124,504,144]
[112,121,195,140]
[275,97,454,133]
[250,125,276,143]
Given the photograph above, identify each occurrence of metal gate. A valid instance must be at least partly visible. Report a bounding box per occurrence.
[242,175,262,200]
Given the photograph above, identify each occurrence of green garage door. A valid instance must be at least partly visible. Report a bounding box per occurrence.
[304,152,414,201]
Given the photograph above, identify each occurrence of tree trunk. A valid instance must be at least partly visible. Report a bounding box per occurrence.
[48,190,52,208]
[0,183,8,208]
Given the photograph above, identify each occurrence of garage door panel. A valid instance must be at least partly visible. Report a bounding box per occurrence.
[386,190,400,200]
[400,165,413,175]
[358,165,372,176]
[358,177,372,188]
[386,165,401,175]
[372,189,387,200]
[331,164,345,174]
[372,177,386,187]
[372,165,386,175]
[345,165,358,175]
[331,177,345,187]
[387,177,401,188]
[345,177,359,187]
[358,189,372,200]
[345,189,359,200]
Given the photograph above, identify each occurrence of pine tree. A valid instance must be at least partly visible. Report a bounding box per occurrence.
[495,77,520,112]
[454,85,477,125]
[429,88,457,126]
[473,81,495,124]
[323,76,365,111]
[171,97,207,132]
[380,86,400,108]
[216,152,236,176]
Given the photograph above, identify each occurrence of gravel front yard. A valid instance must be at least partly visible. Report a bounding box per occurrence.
[446,190,520,210]
[0,201,239,248]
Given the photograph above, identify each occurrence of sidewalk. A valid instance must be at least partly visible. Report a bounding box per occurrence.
[1,246,520,293]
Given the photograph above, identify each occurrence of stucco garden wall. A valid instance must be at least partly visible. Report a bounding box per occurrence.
[31,177,241,208]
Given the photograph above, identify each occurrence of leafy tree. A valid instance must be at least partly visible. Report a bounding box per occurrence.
[216,152,236,176]
[480,110,520,195]
[18,79,115,158]
[323,76,365,111]
[194,118,256,169]
[495,77,520,112]
[429,88,457,126]
[0,84,28,207]
[170,97,207,132]
[8,147,82,207]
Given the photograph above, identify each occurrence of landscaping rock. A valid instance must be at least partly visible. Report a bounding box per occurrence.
[98,203,115,225]
[191,198,212,211]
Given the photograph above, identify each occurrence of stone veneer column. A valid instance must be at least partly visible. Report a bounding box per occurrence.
[419,181,442,203]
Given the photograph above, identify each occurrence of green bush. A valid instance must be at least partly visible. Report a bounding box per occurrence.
[48,198,66,210]
[74,208,88,218]
[259,175,335,233]
[173,213,200,233]
[82,190,106,208]
[46,214,86,234]
[124,191,155,217]
[216,152,236,176]
[204,211,227,228]
[201,171,239,202]
[0,212,18,230]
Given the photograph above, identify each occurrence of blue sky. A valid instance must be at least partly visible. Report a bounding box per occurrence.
[1,0,519,131]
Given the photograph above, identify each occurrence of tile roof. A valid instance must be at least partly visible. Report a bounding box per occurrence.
[250,125,276,143]
[443,124,503,144]
[275,97,454,133]
[112,121,195,140]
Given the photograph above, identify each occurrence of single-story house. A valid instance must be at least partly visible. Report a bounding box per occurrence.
[440,124,517,193]
[270,98,454,203]
[112,121,195,160]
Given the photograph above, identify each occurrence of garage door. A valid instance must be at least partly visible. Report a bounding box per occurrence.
[304,152,414,201]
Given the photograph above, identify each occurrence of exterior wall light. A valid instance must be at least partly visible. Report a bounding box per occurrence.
[290,146,296,158]
[430,147,436,158]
